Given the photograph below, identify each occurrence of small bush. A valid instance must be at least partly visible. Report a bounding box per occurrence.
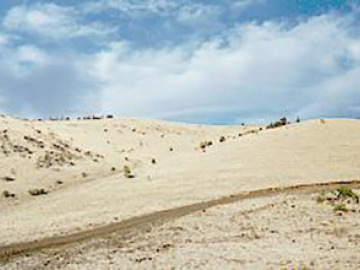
[123,166,134,179]
[316,195,326,203]
[152,158,157,164]
[266,117,289,129]
[334,204,348,213]
[3,190,15,198]
[111,167,116,172]
[82,172,87,178]
[337,187,359,203]
[3,176,15,182]
[219,136,226,143]
[28,189,48,196]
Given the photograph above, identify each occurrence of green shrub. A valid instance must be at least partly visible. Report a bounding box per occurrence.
[316,195,326,203]
[3,190,15,198]
[337,187,359,203]
[29,189,48,196]
[123,166,134,179]
[333,204,348,213]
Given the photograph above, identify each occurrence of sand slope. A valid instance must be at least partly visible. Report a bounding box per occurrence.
[1,116,360,247]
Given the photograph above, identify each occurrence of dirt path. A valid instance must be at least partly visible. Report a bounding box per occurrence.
[1,179,360,263]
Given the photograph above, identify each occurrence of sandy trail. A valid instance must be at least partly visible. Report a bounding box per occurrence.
[1,179,360,263]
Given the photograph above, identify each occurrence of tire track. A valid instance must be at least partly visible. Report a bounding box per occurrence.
[1,179,360,262]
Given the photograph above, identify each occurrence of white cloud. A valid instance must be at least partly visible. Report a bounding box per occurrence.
[79,14,360,122]
[232,0,266,11]
[3,3,115,39]
[84,0,178,16]
[1,12,360,122]
[176,3,222,27]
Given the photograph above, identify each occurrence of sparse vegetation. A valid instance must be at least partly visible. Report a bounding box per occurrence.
[28,189,48,196]
[3,190,15,198]
[219,136,226,143]
[200,140,213,150]
[316,194,326,203]
[266,117,289,129]
[2,176,15,182]
[337,187,359,203]
[152,158,157,164]
[334,204,348,213]
[316,187,359,214]
[82,172,88,178]
[111,167,116,172]
[124,165,135,179]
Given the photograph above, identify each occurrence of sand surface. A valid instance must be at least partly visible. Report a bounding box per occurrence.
[1,115,360,268]
[2,185,360,269]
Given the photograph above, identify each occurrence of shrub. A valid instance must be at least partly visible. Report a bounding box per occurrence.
[316,195,326,203]
[337,187,359,203]
[266,117,289,129]
[28,189,48,196]
[333,204,348,213]
[219,136,226,143]
[200,142,207,149]
[152,158,157,164]
[3,176,15,182]
[82,172,87,178]
[123,166,134,179]
[3,190,15,198]
[111,167,116,172]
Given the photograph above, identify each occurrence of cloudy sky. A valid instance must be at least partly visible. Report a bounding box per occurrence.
[0,0,359,123]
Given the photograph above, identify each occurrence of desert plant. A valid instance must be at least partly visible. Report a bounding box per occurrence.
[123,166,134,179]
[152,158,157,164]
[219,136,226,143]
[266,117,289,129]
[337,187,359,203]
[82,172,87,178]
[111,167,116,172]
[316,195,326,203]
[3,190,15,198]
[333,204,348,213]
[2,176,15,182]
[28,189,48,196]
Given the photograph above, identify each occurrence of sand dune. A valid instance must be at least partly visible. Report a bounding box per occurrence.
[1,115,360,268]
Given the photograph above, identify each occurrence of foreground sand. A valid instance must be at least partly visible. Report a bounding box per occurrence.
[3,186,360,269]
[1,115,360,268]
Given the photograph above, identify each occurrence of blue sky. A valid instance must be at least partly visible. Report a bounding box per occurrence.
[0,0,359,123]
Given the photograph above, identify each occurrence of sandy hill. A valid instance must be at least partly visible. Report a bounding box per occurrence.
[0,115,360,247]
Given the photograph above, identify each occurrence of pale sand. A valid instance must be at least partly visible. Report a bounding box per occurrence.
[1,115,360,268]
[3,188,360,269]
